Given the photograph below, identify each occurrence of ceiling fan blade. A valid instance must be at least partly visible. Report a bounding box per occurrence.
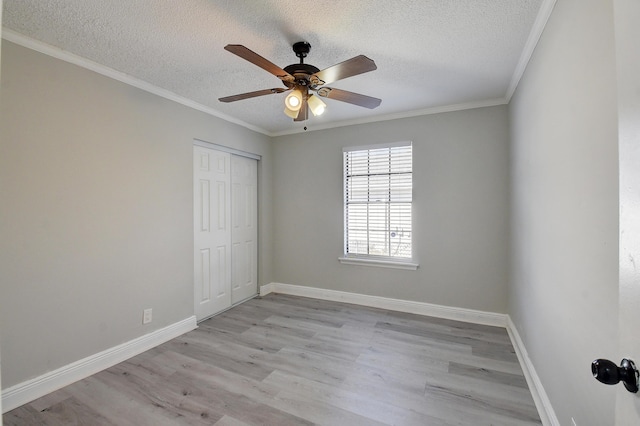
[219,88,288,103]
[316,87,381,109]
[294,95,308,121]
[311,55,377,85]
[224,45,294,83]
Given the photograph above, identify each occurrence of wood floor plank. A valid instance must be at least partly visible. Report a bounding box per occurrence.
[472,340,519,362]
[263,312,343,333]
[65,376,189,426]
[422,379,541,425]
[240,324,319,351]
[265,388,388,426]
[383,311,513,346]
[160,369,313,426]
[449,361,529,388]
[356,344,451,375]
[372,320,523,369]
[152,350,281,403]
[91,363,223,425]
[375,320,511,354]
[213,415,252,426]
[422,367,539,412]
[36,396,117,425]
[164,335,275,381]
[4,294,541,425]
[297,330,371,362]
[198,310,257,334]
[3,405,50,426]
[263,369,447,426]
[26,387,74,413]
[196,322,285,353]
[371,325,475,356]
[241,319,318,340]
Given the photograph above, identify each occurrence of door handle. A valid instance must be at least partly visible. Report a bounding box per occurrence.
[591,358,639,393]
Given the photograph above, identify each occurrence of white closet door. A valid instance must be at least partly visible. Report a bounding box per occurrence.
[231,155,258,304]
[194,146,232,321]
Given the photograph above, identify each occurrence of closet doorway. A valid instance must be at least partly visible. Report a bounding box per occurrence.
[193,143,258,321]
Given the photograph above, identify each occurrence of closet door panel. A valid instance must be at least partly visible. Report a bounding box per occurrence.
[231,155,258,303]
[194,146,232,320]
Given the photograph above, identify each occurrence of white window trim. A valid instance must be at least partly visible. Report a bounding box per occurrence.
[342,140,412,154]
[338,255,419,270]
[342,141,416,270]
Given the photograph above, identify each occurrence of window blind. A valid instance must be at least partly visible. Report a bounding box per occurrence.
[344,143,412,259]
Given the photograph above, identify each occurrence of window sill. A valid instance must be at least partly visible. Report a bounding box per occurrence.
[338,256,419,270]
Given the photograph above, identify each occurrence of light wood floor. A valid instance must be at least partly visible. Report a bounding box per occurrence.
[4,294,541,425]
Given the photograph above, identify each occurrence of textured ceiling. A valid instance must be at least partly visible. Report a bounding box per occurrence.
[2,0,545,135]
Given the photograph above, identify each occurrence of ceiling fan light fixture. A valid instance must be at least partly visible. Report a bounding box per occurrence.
[307,94,327,116]
[285,90,303,111]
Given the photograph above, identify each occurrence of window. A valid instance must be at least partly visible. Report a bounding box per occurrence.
[340,142,416,269]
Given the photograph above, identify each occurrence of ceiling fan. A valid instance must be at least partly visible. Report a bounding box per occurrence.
[219,42,381,122]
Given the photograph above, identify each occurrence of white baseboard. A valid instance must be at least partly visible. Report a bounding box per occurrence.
[506,316,560,426]
[259,282,274,297]
[260,282,507,327]
[2,316,197,413]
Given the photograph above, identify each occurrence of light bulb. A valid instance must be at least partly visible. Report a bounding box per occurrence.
[288,96,300,107]
[285,90,303,111]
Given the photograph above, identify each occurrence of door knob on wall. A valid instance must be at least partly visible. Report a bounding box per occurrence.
[591,358,639,393]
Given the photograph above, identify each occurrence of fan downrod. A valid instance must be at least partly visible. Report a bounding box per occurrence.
[292,41,311,63]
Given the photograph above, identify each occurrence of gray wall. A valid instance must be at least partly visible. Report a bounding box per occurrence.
[508,0,619,425]
[272,106,510,313]
[0,41,273,388]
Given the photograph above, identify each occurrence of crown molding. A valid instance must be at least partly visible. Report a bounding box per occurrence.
[271,97,509,137]
[506,0,558,101]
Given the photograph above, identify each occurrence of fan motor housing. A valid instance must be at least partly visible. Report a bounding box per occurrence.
[283,63,320,75]
[283,63,320,87]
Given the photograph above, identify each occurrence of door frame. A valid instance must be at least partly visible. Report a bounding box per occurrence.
[193,139,261,161]
[614,0,640,422]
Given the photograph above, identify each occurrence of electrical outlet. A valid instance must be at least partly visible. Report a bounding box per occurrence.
[143,308,152,324]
